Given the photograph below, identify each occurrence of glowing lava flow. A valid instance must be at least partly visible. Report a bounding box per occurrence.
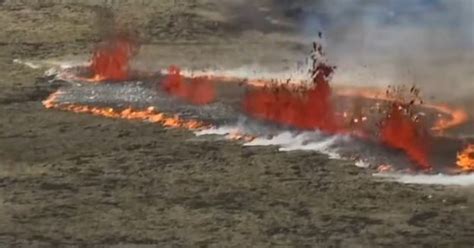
[42,72,471,172]
[380,103,431,170]
[88,35,216,104]
[42,91,207,130]
[90,35,137,81]
[241,42,436,170]
[335,86,468,133]
[43,33,472,172]
[179,74,468,134]
[243,42,342,134]
[457,144,474,171]
[161,65,215,105]
[84,34,468,136]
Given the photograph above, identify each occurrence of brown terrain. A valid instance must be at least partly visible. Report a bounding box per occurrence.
[0,1,473,247]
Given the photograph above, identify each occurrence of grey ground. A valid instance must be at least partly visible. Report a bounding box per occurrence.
[0,1,473,247]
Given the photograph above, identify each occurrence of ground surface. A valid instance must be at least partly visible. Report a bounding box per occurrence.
[0,1,473,247]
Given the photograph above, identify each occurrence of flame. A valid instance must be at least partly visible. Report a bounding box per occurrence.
[161,65,215,105]
[457,144,474,171]
[42,91,206,130]
[89,35,137,81]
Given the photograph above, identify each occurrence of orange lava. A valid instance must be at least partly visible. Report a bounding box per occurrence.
[42,91,206,130]
[188,75,467,134]
[243,51,341,133]
[457,144,474,171]
[90,35,137,81]
[162,65,215,105]
[227,132,255,142]
[380,103,431,170]
[335,86,468,133]
[43,32,471,172]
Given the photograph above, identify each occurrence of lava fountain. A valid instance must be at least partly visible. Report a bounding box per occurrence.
[380,102,431,170]
[243,42,341,133]
[41,35,473,174]
[89,33,138,81]
[242,41,436,170]
[161,65,215,105]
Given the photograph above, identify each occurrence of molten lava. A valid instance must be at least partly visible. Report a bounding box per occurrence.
[243,42,341,133]
[90,35,137,81]
[243,83,340,132]
[42,91,206,130]
[162,65,215,105]
[41,33,474,174]
[457,144,474,171]
[335,86,468,133]
[380,103,431,170]
[242,41,439,170]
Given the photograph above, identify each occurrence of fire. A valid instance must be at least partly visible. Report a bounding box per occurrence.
[161,65,215,105]
[90,34,137,81]
[42,91,206,130]
[457,144,474,171]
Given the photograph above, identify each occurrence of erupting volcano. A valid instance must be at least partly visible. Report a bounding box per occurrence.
[42,34,473,175]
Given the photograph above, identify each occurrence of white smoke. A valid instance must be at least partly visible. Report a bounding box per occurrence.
[302,0,474,101]
[195,125,474,186]
[376,173,474,186]
[196,127,349,160]
[195,125,241,137]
